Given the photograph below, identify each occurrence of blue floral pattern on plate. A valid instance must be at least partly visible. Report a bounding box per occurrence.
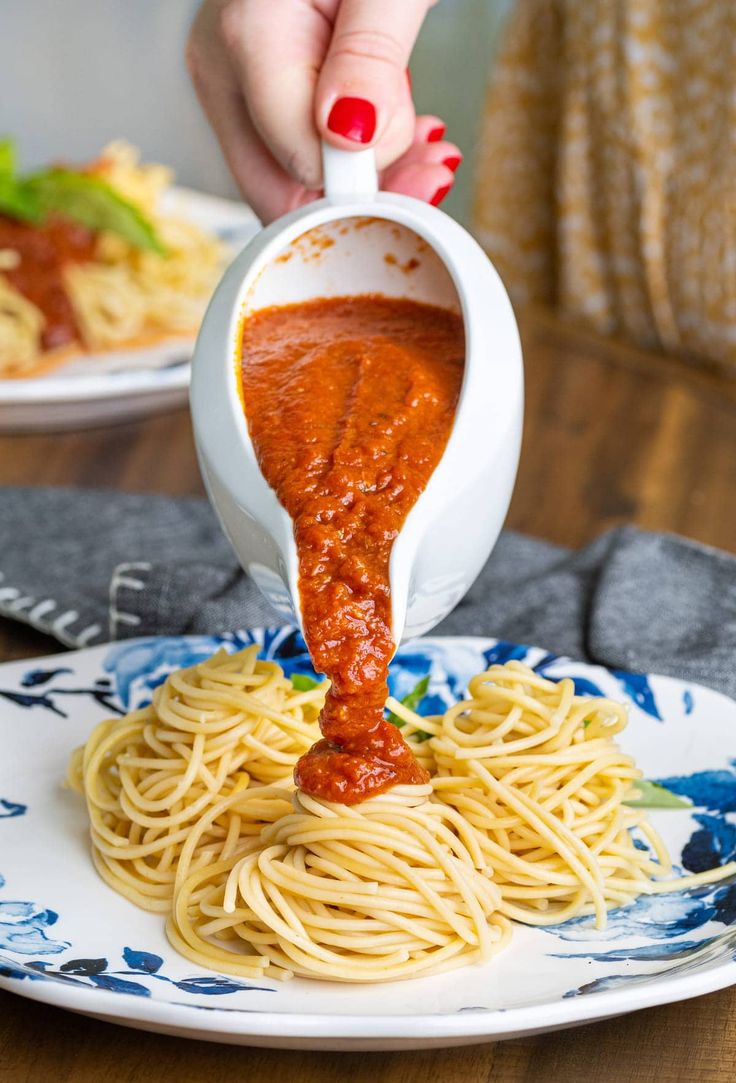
[0,943,271,998]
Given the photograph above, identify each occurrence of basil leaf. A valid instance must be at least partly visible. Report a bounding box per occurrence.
[0,138,16,180]
[0,142,42,221]
[24,169,166,254]
[291,673,321,692]
[0,177,42,223]
[401,674,430,712]
[388,675,432,741]
[625,780,691,809]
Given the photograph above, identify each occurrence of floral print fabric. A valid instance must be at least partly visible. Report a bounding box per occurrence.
[473,0,736,367]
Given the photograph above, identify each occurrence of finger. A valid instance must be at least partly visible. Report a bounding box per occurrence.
[372,107,453,172]
[382,113,462,184]
[201,91,312,223]
[388,138,463,172]
[381,160,455,206]
[412,114,448,145]
[218,0,331,189]
[187,14,313,223]
[316,0,431,157]
[370,78,417,171]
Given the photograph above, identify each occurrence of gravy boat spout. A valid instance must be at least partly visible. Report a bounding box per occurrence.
[191,146,523,650]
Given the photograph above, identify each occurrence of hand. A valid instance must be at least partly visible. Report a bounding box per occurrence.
[187,0,462,223]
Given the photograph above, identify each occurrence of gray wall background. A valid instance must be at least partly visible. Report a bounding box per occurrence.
[0,1,512,224]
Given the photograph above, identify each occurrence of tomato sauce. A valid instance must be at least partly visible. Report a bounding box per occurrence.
[241,295,464,804]
[0,213,96,349]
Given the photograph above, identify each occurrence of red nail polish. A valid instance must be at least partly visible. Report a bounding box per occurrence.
[443,155,462,173]
[427,124,446,143]
[430,184,451,207]
[327,97,376,144]
[406,67,412,90]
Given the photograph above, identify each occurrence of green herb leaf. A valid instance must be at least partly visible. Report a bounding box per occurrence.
[0,138,16,180]
[291,673,321,692]
[0,177,42,223]
[388,675,432,741]
[24,169,166,253]
[401,674,430,712]
[625,780,691,809]
[0,141,42,222]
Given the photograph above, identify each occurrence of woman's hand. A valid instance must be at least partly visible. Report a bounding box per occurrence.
[187,0,461,223]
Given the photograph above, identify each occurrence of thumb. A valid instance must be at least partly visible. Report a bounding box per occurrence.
[316,0,431,156]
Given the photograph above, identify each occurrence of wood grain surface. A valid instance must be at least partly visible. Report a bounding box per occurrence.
[1,306,735,1082]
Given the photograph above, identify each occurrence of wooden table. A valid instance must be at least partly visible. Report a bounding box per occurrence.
[2,307,735,1081]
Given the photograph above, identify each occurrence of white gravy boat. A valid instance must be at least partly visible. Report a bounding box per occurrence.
[191,146,523,646]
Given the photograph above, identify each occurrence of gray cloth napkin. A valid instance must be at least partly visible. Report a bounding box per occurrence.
[1,486,735,697]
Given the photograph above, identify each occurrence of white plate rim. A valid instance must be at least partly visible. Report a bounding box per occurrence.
[0,362,191,403]
[2,942,735,1043]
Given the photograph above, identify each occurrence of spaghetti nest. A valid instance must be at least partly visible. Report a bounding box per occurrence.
[70,650,735,984]
[169,785,509,982]
[67,646,323,911]
[392,661,733,929]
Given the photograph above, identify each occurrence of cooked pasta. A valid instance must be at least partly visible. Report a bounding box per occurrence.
[392,661,736,929]
[0,274,43,372]
[69,648,736,983]
[65,144,224,351]
[67,646,324,911]
[169,784,509,982]
[0,141,226,376]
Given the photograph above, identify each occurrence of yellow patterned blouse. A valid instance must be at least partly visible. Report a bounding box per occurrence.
[473,0,736,368]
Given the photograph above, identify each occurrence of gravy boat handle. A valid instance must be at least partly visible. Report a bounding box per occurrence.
[321,142,378,201]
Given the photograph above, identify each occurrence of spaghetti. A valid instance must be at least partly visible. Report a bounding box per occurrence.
[67,646,323,911]
[70,649,736,983]
[169,784,509,982]
[0,273,44,372]
[391,661,736,929]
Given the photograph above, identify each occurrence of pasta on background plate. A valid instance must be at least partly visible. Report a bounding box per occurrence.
[0,140,225,377]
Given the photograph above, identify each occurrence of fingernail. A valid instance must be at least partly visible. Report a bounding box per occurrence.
[430,184,451,207]
[427,124,446,143]
[443,155,462,173]
[406,67,412,90]
[327,97,377,143]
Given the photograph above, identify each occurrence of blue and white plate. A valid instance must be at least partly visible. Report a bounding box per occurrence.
[0,188,260,433]
[2,631,736,1050]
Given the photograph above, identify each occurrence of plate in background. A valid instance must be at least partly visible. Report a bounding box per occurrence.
[2,630,736,1049]
[0,188,260,433]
